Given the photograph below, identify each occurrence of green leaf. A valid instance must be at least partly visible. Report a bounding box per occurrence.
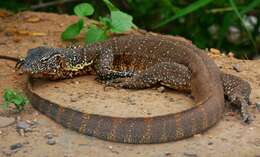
[110,11,135,33]
[102,0,119,12]
[99,16,112,28]
[154,0,214,28]
[1,88,28,112]
[74,3,94,17]
[3,88,15,102]
[61,18,84,40]
[12,96,24,105]
[85,25,108,44]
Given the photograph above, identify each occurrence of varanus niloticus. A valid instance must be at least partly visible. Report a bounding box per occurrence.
[0,35,251,143]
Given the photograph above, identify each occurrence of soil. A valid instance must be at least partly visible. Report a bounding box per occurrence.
[0,11,260,157]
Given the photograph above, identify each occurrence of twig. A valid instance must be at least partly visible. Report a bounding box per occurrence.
[30,0,80,10]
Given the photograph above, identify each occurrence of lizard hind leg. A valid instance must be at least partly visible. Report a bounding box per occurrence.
[106,62,191,91]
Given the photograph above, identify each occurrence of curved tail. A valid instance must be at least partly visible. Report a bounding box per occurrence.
[26,78,223,144]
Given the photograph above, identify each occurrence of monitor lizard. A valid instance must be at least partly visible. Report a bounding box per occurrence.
[0,34,251,143]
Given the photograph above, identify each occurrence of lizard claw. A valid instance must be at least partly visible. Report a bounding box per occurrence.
[240,98,253,124]
[228,94,253,124]
[241,113,253,124]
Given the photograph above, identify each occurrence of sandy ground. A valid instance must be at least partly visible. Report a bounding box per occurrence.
[0,11,259,157]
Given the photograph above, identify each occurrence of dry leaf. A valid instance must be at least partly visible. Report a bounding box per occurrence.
[30,32,47,36]
[26,16,41,23]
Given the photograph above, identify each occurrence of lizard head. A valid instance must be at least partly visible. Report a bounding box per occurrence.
[16,46,95,80]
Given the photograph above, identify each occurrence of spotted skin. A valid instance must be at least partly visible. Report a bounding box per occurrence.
[22,34,234,143]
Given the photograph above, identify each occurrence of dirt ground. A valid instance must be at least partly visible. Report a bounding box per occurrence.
[0,11,260,157]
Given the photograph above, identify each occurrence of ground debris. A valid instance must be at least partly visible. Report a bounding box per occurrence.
[25,16,41,23]
[10,143,23,150]
[256,102,260,112]
[47,138,56,145]
[232,64,241,72]
[16,121,31,131]
[183,152,198,157]
[157,86,166,93]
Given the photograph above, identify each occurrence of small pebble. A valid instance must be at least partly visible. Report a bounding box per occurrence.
[108,145,113,149]
[70,97,78,102]
[183,152,198,157]
[225,112,235,117]
[256,102,260,112]
[10,143,23,150]
[208,141,213,145]
[228,52,235,58]
[45,132,53,139]
[232,64,241,72]
[26,120,32,124]
[18,129,25,136]
[47,138,56,145]
[194,134,201,138]
[210,48,221,55]
[16,121,31,132]
[157,86,165,93]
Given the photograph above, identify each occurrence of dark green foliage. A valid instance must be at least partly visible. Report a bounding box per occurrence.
[1,88,29,112]
[61,0,136,44]
[115,0,259,58]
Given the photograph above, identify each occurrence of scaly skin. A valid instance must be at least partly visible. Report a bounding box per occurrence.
[12,34,251,121]
[16,35,226,144]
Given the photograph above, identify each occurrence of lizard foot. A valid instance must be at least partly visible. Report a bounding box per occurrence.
[229,94,253,124]
[240,98,253,124]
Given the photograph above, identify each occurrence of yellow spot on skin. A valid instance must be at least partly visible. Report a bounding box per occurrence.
[66,60,93,72]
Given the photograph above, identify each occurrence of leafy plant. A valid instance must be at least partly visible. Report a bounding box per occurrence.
[61,0,136,44]
[121,0,259,58]
[1,88,29,112]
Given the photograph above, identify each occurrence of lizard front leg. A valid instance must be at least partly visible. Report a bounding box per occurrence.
[94,48,134,80]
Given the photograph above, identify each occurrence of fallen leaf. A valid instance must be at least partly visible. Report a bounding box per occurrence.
[17,30,30,35]
[25,16,41,23]
[30,32,47,36]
